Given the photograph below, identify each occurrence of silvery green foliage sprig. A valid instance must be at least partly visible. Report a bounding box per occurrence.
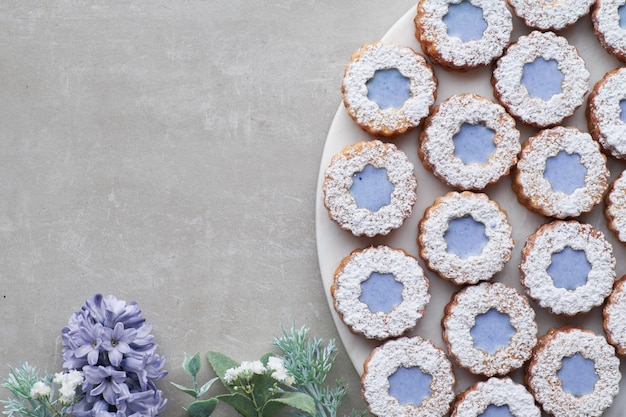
[61,294,167,417]
[173,351,315,417]
[273,325,366,417]
[1,362,83,417]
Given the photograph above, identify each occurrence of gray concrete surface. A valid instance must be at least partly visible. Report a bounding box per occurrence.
[0,1,417,416]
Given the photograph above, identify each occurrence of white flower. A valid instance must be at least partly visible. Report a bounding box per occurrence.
[240,360,265,375]
[266,356,285,372]
[284,375,295,386]
[224,367,241,385]
[54,370,84,404]
[30,381,51,399]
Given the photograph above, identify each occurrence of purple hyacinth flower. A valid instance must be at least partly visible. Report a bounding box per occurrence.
[102,322,137,367]
[84,365,129,405]
[62,294,167,417]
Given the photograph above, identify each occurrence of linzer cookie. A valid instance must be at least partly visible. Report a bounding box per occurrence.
[507,0,594,31]
[341,42,437,137]
[526,327,621,417]
[513,126,609,219]
[451,377,541,417]
[442,282,537,376]
[419,93,520,190]
[606,169,626,244]
[520,220,616,316]
[593,0,626,62]
[323,140,417,237]
[362,336,456,417]
[604,276,626,356]
[415,0,512,71]
[418,191,513,285]
[492,31,589,128]
[588,68,626,160]
[331,245,430,340]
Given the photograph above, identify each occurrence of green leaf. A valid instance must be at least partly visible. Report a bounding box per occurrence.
[262,392,316,417]
[170,382,198,398]
[187,399,218,417]
[184,352,202,377]
[216,393,258,417]
[207,351,239,393]
[199,377,219,397]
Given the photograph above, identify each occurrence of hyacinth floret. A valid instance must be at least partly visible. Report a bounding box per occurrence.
[62,294,167,417]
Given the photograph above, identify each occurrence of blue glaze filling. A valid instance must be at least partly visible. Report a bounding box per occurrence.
[557,353,598,397]
[521,58,564,101]
[619,4,626,28]
[388,366,432,407]
[444,216,488,259]
[547,247,591,290]
[349,164,394,212]
[470,309,515,354]
[478,405,514,417]
[359,272,404,314]
[620,99,626,123]
[543,151,586,194]
[452,123,496,164]
[366,68,411,110]
[443,0,487,43]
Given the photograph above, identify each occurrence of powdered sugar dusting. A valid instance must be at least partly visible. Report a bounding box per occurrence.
[451,377,540,417]
[604,276,626,355]
[493,31,589,127]
[332,246,430,340]
[419,93,520,190]
[443,282,537,376]
[342,42,437,136]
[593,0,626,61]
[605,170,626,243]
[362,336,455,417]
[588,68,626,159]
[520,220,616,316]
[513,126,609,218]
[527,327,621,417]
[418,191,513,285]
[323,140,417,237]
[416,0,512,70]
[507,0,594,30]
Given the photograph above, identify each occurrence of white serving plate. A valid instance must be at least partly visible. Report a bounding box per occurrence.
[315,4,626,412]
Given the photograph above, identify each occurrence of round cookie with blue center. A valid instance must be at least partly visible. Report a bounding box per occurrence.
[323,140,417,237]
[507,0,594,31]
[419,94,520,190]
[604,275,626,356]
[442,282,537,376]
[342,42,437,137]
[587,68,626,160]
[451,377,541,417]
[520,220,616,316]
[492,31,589,128]
[331,245,430,340]
[526,327,621,417]
[362,336,456,417]
[415,0,512,71]
[593,0,626,62]
[513,126,609,219]
[418,191,513,285]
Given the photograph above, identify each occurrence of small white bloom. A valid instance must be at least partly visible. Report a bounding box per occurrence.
[224,367,241,385]
[240,360,265,375]
[271,368,289,382]
[284,375,295,387]
[30,381,51,399]
[266,356,285,372]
